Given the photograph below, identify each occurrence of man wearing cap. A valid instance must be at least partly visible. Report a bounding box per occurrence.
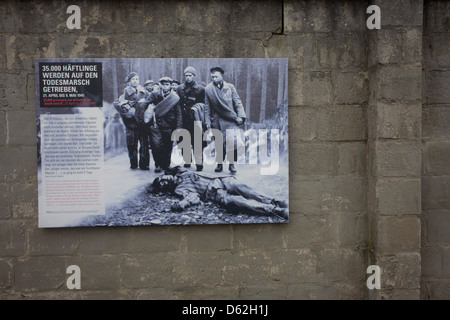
[176,66,206,171]
[113,72,150,170]
[204,67,246,173]
[171,79,180,91]
[144,80,154,93]
[143,77,182,172]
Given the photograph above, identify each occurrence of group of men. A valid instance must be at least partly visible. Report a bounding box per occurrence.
[113,66,247,174]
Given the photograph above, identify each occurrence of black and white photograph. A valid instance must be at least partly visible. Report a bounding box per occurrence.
[36,58,289,228]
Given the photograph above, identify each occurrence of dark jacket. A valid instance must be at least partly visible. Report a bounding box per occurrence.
[176,81,205,125]
[144,89,182,130]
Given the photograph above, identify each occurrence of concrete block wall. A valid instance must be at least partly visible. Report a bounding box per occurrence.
[421,0,450,300]
[0,0,447,300]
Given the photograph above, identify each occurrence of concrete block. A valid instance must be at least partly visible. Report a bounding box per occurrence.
[377,253,421,290]
[10,183,37,219]
[333,71,369,105]
[288,107,316,142]
[337,142,367,176]
[317,248,366,282]
[375,140,421,177]
[289,71,333,106]
[131,226,181,253]
[369,29,402,66]
[331,1,368,32]
[5,34,56,71]
[375,0,423,27]
[266,34,320,70]
[423,106,450,140]
[3,71,28,109]
[377,216,421,254]
[403,28,423,63]
[377,66,422,102]
[55,35,111,59]
[220,250,271,285]
[316,106,367,141]
[289,142,336,176]
[0,220,27,257]
[7,111,37,146]
[284,0,331,33]
[112,2,167,34]
[317,33,367,69]
[421,246,443,277]
[425,211,450,244]
[285,213,334,247]
[421,280,450,300]
[422,176,450,210]
[27,226,80,256]
[15,256,66,291]
[0,1,19,33]
[229,0,282,33]
[0,258,12,290]
[172,251,225,288]
[424,0,450,33]
[376,103,422,139]
[229,36,266,58]
[0,147,24,183]
[377,178,421,215]
[334,212,368,247]
[424,141,450,175]
[120,253,173,289]
[290,176,366,212]
[79,227,133,254]
[184,224,232,252]
[266,249,319,284]
[16,1,66,34]
[69,255,121,290]
[232,224,284,250]
[170,1,233,34]
[425,71,450,104]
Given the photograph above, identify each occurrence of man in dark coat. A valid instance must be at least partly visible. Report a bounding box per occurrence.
[143,77,182,172]
[204,67,246,173]
[113,72,150,170]
[176,66,206,171]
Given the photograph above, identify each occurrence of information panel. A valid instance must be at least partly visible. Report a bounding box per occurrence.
[35,58,289,228]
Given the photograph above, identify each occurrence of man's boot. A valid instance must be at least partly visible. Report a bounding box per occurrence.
[215,164,223,172]
[229,164,237,173]
[196,164,203,172]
